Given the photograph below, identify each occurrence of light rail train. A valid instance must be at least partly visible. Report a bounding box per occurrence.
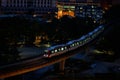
[43,25,104,58]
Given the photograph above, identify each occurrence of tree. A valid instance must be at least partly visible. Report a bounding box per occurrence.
[103,4,120,23]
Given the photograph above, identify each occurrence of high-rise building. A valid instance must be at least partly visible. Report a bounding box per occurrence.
[0,0,57,15]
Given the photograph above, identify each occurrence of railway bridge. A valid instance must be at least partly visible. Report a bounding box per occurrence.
[0,25,106,79]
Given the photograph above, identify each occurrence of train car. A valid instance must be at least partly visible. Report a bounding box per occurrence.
[88,31,94,38]
[43,25,104,58]
[77,35,88,46]
[92,27,100,38]
[92,25,104,38]
[66,40,80,51]
[85,34,92,43]
[98,25,104,33]
[43,44,68,58]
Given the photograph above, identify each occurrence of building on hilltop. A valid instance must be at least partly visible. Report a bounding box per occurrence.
[0,0,57,17]
[0,0,114,20]
[56,0,103,21]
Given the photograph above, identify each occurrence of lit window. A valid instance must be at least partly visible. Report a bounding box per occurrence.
[55,50,57,52]
[65,47,67,49]
[80,7,83,9]
[59,48,61,51]
[44,50,48,52]
[92,6,94,8]
[72,44,74,46]
[61,48,64,51]
[52,51,54,53]
[92,9,95,12]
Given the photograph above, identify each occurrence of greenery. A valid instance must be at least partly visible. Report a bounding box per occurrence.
[0,14,98,65]
[96,4,120,60]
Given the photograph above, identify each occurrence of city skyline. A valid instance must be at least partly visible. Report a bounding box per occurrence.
[0,0,119,18]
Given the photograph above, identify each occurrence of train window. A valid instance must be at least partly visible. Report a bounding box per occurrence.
[65,47,67,49]
[44,50,48,52]
[72,44,74,46]
[55,49,57,52]
[74,43,75,45]
[59,48,61,51]
[61,48,64,51]
[52,51,54,53]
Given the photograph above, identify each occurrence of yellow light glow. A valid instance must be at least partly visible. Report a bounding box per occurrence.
[58,10,63,18]
[57,10,74,18]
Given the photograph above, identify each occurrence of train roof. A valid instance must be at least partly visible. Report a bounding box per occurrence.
[77,35,86,41]
[46,44,65,50]
[66,40,77,45]
[94,28,99,32]
[88,31,93,35]
[99,25,102,28]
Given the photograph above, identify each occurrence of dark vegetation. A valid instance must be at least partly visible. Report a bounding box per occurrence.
[95,4,120,61]
[1,4,119,65]
[0,14,98,65]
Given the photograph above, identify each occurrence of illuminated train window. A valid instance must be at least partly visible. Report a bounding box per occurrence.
[52,51,54,53]
[44,50,48,52]
[61,48,64,51]
[55,49,57,52]
[59,48,61,51]
[65,47,67,49]
[72,44,75,46]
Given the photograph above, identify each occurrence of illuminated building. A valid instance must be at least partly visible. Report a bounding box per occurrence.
[0,0,57,16]
[57,0,103,20]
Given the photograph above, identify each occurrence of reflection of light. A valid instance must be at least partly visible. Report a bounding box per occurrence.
[103,10,105,13]
[80,7,83,9]
[46,20,52,23]
[58,10,63,18]
[59,10,62,14]
[57,4,75,18]
[33,14,37,17]
[94,20,96,23]
[48,12,50,14]
[91,5,94,8]
[104,7,108,10]
[69,10,71,12]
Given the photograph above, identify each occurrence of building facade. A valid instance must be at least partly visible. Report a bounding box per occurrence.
[57,0,103,20]
[0,0,105,20]
[0,0,57,15]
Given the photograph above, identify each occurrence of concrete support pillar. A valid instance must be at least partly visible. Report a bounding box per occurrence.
[59,60,65,72]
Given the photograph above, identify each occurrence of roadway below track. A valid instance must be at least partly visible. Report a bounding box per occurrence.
[0,25,108,79]
[0,45,87,79]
